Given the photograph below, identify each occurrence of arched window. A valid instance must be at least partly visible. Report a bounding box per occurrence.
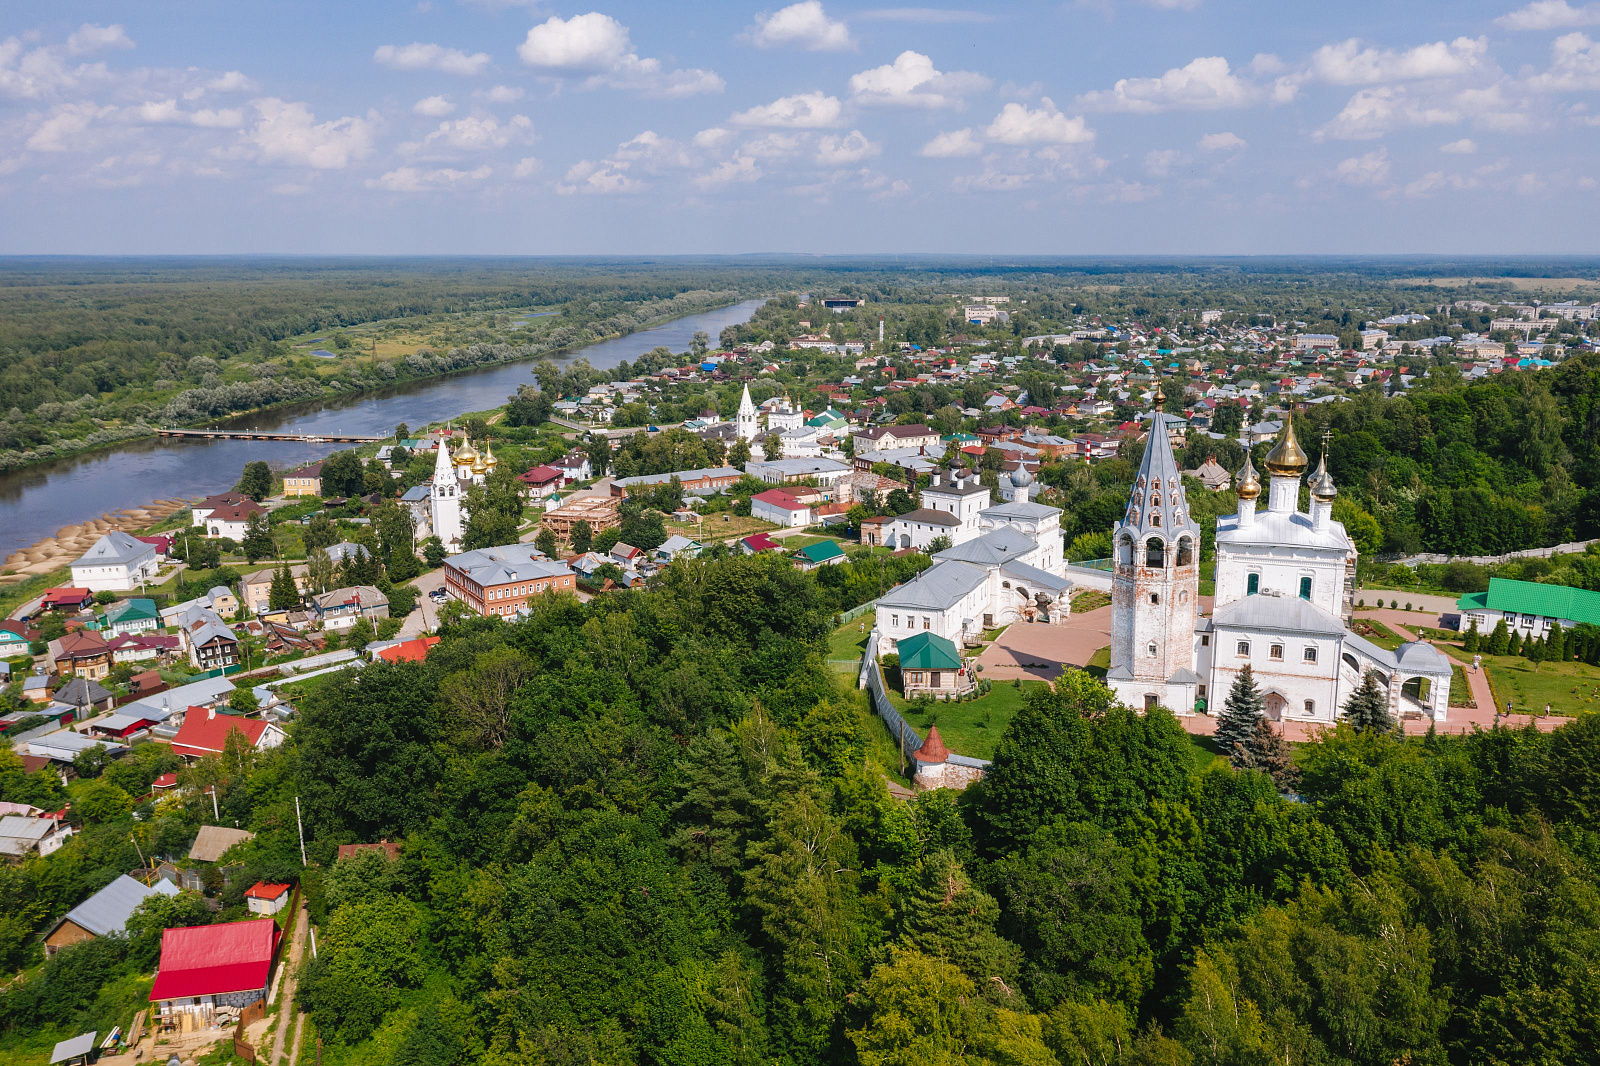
[1304,699,1316,714]
[1299,575,1313,600]
[1179,590,1189,603]
[1145,537,1165,568]
[1176,536,1194,567]
[1118,535,1135,566]
[1150,511,1162,527]
[1246,573,1260,596]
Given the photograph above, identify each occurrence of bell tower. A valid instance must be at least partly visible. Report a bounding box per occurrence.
[1107,387,1202,713]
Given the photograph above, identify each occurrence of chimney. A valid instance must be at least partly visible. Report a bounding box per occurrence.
[208,706,216,720]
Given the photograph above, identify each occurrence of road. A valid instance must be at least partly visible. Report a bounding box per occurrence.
[267,896,313,1066]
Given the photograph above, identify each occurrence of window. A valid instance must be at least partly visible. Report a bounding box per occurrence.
[1176,536,1194,567]
[1303,700,1316,714]
[1150,593,1160,605]
[1145,537,1165,568]
[1147,642,1158,658]
[1303,647,1318,663]
[1270,644,1284,661]
[891,614,899,628]
[1299,576,1312,600]
[923,616,931,630]
[1201,634,1210,646]
[1179,590,1189,604]
[1236,641,1251,657]
[1246,573,1260,596]
[1151,512,1162,527]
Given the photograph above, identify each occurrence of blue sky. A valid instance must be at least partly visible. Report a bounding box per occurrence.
[3,0,1599,254]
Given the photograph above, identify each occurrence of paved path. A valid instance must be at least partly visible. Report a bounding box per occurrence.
[975,605,1112,684]
[396,568,446,638]
[1353,590,1461,614]
[1353,608,1429,642]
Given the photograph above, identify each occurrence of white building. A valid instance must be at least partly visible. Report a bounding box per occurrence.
[750,489,812,527]
[747,457,852,487]
[71,531,159,592]
[1107,412,1451,725]
[429,433,464,552]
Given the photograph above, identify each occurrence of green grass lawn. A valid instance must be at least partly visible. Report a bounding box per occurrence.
[1350,617,1405,651]
[1449,663,1475,708]
[828,610,874,671]
[888,680,1048,760]
[1070,589,1111,613]
[1084,645,1111,678]
[854,691,913,789]
[1440,646,1600,716]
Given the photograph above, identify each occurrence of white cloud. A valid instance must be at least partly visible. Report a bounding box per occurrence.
[1139,0,1203,9]
[25,103,111,152]
[132,99,243,128]
[205,71,256,94]
[244,98,376,169]
[1526,32,1600,90]
[693,126,733,148]
[730,90,842,127]
[367,164,492,192]
[985,99,1094,144]
[1307,37,1488,86]
[518,13,722,96]
[613,130,692,168]
[694,155,762,188]
[480,85,524,103]
[749,2,854,52]
[373,42,492,76]
[403,114,531,155]
[1317,85,1463,139]
[849,50,991,107]
[1441,137,1477,153]
[919,127,982,156]
[513,156,541,178]
[556,158,644,194]
[66,24,132,55]
[1335,148,1390,186]
[816,129,880,163]
[1197,130,1245,150]
[1144,148,1182,176]
[413,95,455,117]
[1496,1,1600,31]
[1076,56,1262,112]
[741,133,803,158]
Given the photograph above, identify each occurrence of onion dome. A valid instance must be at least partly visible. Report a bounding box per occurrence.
[454,437,478,467]
[1153,382,1166,408]
[1010,464,1034,488]
[913,724,950,764]
[482,439,499,470]
[1235,454,1262,501]
[1263,418,1308,477]
[1309,449,1337,502]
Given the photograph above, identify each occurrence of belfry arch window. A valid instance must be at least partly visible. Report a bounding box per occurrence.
[1118,535,1135,566]
[1145,537,1166,568]
[1176,536,1194,567]
[1150,511,1161,527]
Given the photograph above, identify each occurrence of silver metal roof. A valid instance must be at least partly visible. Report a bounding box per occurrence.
[1209,594,1347,637]
[56,874,178,938]
[73,530,153,567]
[877,561,989,611]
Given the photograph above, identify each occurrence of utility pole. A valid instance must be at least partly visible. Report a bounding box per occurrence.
[209,786,219,821]
[294,795,307,867]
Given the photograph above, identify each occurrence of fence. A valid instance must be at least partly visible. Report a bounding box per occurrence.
[860,634,923,770]
[1381,538,1600,568]
[837,601,876,624]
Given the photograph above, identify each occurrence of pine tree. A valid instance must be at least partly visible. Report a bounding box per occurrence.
[1217,665,1265,761]
[897,849,1023,993]
[1525,635,1544,663]
[1487,619,1510,656]
[1240,716,1300,792]
[1506,628,1523,657]
[1343,670,1394,732]
[1546,621,1565,662]
[1462,618,1480,653]
[268,565,301,611]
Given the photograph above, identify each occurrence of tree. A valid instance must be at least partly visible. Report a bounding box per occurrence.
[394,422,409,442]
[320,449,366,498]
[238,460,272,501]
[229,687,260,715]
[584,436,612,477]
[925,534,953,555]
[303,513,338,551]
[1507,628,1524,657]
[241,512,275,563]
[268,564,301,610]
[570,520,593,554]
[728,439,752,469]
[1546,620,1566,662]
[1342,670,1394,732]
[306,546,335,593]
[536,528,558,557]
[1462,617,1480,653]
[1487,618,1510,656]
[1217,664,1265,760]
[1237,716,1300,792]
[420,535,446,569]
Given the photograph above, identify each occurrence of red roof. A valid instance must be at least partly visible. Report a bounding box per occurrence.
[741,533,780,552]
[517,465,562,485]
[170,711,272,759]
[41,587,93,608]
[337,840,401,860]
[152,773,178,789]
[377,636,440,663]
[914,724,950,763]
[752,488,807,511]
[245,881,291,901]
[149,919,280,1002]
[135,534,173,554]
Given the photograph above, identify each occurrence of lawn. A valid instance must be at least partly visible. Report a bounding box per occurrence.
[1350,617,1405,651]
[888,679,1048,760]
[1084,645,1111,677]
[1440,646,1600,716]
[828,610,874,671]
[1070,589,1111,613]
[667,513,778,542]
[1449,663,1475,708]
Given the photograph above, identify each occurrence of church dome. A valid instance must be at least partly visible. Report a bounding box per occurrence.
[1010,465,1034,488]
[471,446,489,475]
[1309,450,1337,501]
[1262,418,1308,477]
[1235,454,1262,501]
[454,438,478,466]
[482,440,499,470]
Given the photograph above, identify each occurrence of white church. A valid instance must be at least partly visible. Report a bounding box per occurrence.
[404,434,497,553]
[1107,400,1452,727]
[874,461,1072,651]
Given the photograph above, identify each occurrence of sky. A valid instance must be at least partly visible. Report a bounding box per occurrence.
[3,0,1600,255]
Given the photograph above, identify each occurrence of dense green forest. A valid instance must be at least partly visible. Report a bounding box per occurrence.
[5,554,1600,1066]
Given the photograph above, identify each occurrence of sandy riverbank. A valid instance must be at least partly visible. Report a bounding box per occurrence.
[0,497,194,584]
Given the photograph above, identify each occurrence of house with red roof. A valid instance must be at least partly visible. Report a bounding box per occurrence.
[739,533,781,554]
[376,635,440,663]
[244,881,291,916]
[750,489,812,528]
[149,918,282,1022]
[39,587,94,613]
[169,709,286,762]
[516,465,564,499]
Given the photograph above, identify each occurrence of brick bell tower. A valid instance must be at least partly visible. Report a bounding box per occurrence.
[1107,385,1202,713]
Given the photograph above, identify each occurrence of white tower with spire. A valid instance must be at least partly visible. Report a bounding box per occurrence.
[736,384,760,442]
[1107,389,1202,714]
[430,436,463,552]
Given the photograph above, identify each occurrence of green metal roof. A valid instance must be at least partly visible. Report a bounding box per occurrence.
[896,630,963,670]
[1460,577,1600,627]
[796,540,845,563]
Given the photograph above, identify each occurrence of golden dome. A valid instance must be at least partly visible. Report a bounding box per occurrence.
[454,437,478,466]
[1263,418,1309,477]
[1235,454,1262,501]
[483,439,499,469]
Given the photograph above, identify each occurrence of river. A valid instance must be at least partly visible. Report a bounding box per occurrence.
[0,299,763,560]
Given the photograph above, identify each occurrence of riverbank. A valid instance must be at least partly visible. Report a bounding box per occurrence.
[1,497,194,586]
[0,292,748,477]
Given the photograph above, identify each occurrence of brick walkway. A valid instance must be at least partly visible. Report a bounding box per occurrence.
[974,605,1112,684]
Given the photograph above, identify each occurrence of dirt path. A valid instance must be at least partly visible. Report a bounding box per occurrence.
[268,898,312,1066]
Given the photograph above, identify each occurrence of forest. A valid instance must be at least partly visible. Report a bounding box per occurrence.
[4,553,1599,1066]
